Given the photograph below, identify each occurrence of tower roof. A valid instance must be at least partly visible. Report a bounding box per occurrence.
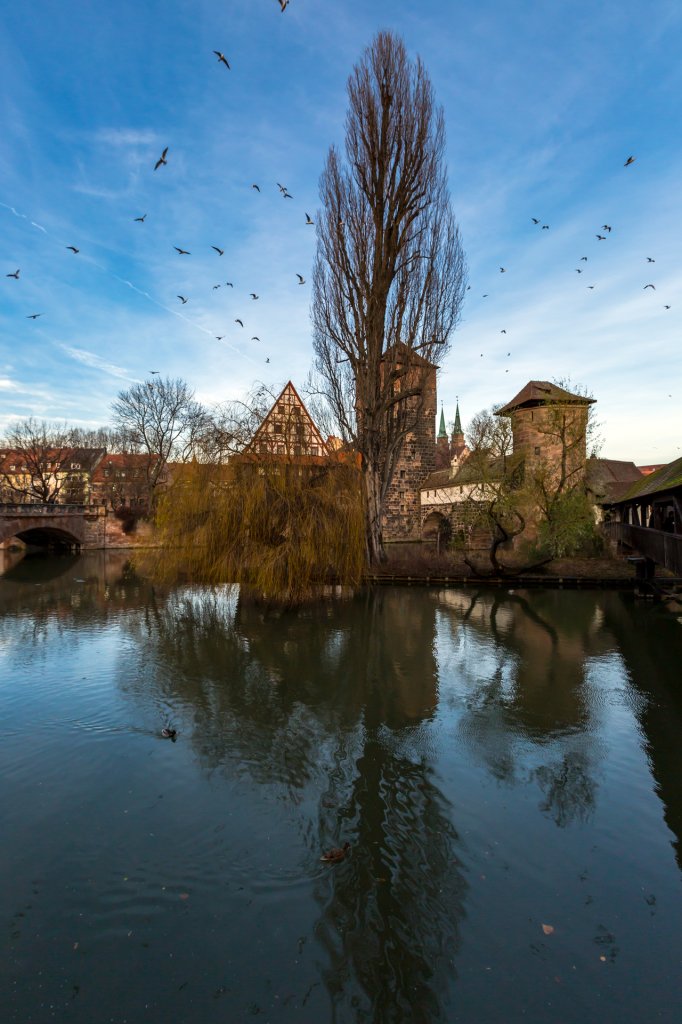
[453,401,462,435]
[437,407,447,438]
[495,380,596,417]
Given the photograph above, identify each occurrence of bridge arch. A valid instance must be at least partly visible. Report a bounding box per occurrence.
[421,509,448,541]
[0,515,86,551]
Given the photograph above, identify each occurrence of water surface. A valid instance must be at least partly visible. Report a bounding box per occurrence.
[2,551,682,1023]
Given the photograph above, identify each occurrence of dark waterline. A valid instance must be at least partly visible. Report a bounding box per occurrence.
[1,550,682,1024]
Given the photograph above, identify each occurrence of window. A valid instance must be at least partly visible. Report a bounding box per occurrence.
[71,463,81,470]
[9,465,15,471]
[531,412,534,422]
[277,445,285,455]
[259,441,267,453]
[459,485,463,494]
[399,491,405,499]
[535,447,541,455]
[400,470,405,479]
[400,504,405,512]
[311,446,318,456]
[103,470,110,478]
[278,404,285,415]
[274,421,283,434]
[294,445,301,456]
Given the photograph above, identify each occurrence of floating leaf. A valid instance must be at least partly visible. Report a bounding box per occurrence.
[542,924,554,935]
[600,956,606,961]
[73,942,78,950]
[180,894,189,899]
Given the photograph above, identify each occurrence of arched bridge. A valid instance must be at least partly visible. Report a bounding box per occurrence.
[0,503,107,551]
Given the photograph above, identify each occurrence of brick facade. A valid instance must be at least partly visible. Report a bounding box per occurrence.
[382,366,437,542]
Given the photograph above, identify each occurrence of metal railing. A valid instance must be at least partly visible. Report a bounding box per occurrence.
[0,503,107,517]
[604,522,682,577]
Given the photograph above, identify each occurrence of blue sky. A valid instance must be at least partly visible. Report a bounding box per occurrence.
[1,0,680,464]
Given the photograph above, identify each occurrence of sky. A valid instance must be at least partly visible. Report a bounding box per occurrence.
[1,0,681,465]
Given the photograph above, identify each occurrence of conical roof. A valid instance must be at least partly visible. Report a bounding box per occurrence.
[453,402,462,435]
[437,407,447,438]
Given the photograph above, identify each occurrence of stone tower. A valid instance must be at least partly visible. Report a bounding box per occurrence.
[495,380,595,476]
[382,355,438,542]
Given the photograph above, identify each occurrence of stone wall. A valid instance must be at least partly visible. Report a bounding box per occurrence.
[382,370,437,542]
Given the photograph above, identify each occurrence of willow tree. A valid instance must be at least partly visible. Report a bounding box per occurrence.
[311,31,467,565]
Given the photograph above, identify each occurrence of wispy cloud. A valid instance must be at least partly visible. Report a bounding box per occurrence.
[95,128,158,147]
[59,345,140,382]
[0,377,18,391]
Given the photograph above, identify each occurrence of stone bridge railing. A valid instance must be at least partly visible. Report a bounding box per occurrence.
[0,503,107,517]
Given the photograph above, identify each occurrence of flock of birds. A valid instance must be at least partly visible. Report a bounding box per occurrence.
[4,16,674,381]
[474,156,671,372]
[5,1,308,362]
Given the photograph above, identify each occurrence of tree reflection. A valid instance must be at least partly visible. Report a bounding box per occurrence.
[436,587,607,826]
[122,587,467,1022]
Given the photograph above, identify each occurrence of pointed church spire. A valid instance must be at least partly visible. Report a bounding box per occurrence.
[453,401,462,436]
[437,405,447,438]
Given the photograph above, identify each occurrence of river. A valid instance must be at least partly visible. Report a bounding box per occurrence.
[1,550,681,1023]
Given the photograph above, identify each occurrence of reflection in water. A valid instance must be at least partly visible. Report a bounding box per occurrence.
[1,553,682,1023]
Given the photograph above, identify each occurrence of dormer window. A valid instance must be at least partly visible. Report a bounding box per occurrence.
[71,463,81,470]
[10,464,16,471]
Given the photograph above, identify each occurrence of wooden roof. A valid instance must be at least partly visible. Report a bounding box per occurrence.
[610,456,682,503]
[495,381,595,417]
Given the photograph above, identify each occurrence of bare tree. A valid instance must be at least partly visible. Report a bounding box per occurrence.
[111,377,208,502]
[0,418,73,503]
[310,30,467,564]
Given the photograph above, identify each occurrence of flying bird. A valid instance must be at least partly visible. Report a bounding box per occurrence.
[483,294,488,297]
[602,225,612,232]
[266,357,270,363]
[644,284,655,289]
[6,269,19,278]
[542,225,549,229]
[177,295,187,303]
[305,213,314,225]
[150,371,160,374]
[277,0,289,11]
[501,330,506,333]
[575,269,583,273]
[155,147,168,170]
[283,190,293,199]
[235,319,243,326]
[596,235,605,240]
[134,214,146,222]
[624,156,636,167]
[26,313,42,319]
[174,247,190,254]
[212,247,225,255]
[647,258,655,262]
[580,256,587,261]
[276,183,287,192]
[226,282,233,287]
[500,268,505,273]
[664,305,671,309]
[532,218,539,224]
[216,336,224,340]
[250,293,259,300]
[213,51,230,68]
[66,246,79,253]
[587,285,595,289]
[296,274,305,284]
[251,336,260,341]
[252,185,260,192]
[213,285,221,289]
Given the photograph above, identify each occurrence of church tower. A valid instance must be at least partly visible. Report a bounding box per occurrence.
[436,406,450,470]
